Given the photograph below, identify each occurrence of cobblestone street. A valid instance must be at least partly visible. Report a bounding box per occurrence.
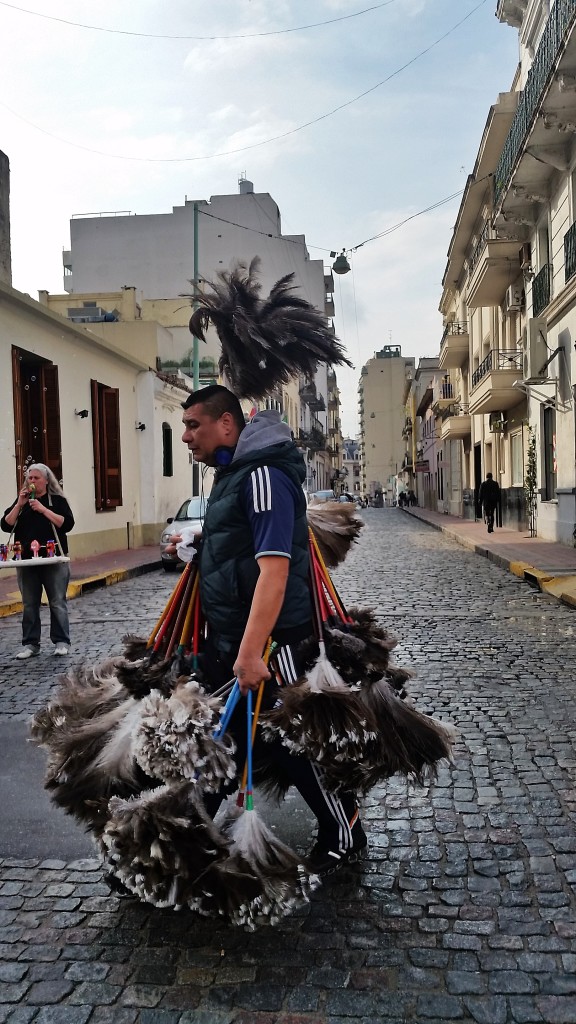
[1,507,576,1024]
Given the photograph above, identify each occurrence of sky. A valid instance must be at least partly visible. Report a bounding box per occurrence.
[1,0,520,436]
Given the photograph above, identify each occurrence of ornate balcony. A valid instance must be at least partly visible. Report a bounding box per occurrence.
[439,321,469,369]
[439,403,471,441]
[469,349,524,414]
[494,0,576,210]
[466,233,521,308]
[432,377,456,412]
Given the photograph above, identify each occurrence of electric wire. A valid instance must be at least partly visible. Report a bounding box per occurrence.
[0,0,400,40]
[0,0,488,164]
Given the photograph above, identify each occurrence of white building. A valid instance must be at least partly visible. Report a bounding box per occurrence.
[62,178,337,495]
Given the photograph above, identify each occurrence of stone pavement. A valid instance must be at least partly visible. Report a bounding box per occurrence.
[1,508,576,1023]
[401,506,576,609]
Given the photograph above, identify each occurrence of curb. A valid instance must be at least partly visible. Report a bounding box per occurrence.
[401,508,576,609]
[0,559,163,619]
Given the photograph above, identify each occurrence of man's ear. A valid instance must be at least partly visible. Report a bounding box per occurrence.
[220,411,238,440]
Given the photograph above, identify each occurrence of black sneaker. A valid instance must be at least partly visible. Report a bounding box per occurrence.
[307,832,368,876]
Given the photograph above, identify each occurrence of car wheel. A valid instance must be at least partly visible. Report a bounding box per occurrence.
[162,561,179,573]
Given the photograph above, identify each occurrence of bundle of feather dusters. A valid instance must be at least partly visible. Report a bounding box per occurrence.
[29,647,319,929]
[188,256,352,401]
[259,607,457,796]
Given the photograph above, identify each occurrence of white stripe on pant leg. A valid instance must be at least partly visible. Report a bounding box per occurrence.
[277,646,298,685]
[311,763,353,852]
[285,644,299,683]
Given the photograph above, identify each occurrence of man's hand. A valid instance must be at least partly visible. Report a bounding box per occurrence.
[164,533,182,555]
[233,653,271,695]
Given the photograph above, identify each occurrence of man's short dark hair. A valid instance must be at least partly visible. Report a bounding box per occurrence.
[182,384,245,432]
[486,472,493,479]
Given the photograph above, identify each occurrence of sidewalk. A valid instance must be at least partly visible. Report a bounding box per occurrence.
[0,544,163,618]
[401,504,576,608]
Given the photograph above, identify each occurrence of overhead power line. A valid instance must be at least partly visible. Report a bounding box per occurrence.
[0,0,489,164]
[0,0,400,40]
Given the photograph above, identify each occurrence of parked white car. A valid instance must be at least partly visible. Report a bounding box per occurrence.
[160,496,206,571]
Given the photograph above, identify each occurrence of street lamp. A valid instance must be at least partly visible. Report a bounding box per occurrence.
[330,250,351,275]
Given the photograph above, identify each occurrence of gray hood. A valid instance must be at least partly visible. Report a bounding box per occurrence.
[234,410,292,460]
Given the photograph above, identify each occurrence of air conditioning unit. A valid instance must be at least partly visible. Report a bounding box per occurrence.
[523,317,548,380]
[505,284,524,312]
[519,243,532,270]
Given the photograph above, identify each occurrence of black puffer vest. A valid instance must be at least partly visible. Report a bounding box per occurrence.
[199,441,311,655]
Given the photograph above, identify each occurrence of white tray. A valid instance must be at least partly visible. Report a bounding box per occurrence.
[0,556,70,568]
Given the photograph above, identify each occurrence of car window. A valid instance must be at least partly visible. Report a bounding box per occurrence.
[175,497,206,520]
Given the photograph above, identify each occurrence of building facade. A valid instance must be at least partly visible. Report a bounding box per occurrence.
[358,345,415,503]
[437,1,576,542]
[61,180,340,497]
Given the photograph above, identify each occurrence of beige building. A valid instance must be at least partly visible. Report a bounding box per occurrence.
[437,1,576,542]
[358,346,415,501]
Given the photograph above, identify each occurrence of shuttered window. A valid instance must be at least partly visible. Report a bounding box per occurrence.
[11,347,62,486]
[91,380,123,511]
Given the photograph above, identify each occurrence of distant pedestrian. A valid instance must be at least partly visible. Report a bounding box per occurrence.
[478,472,500,534]
[2,464,75,659]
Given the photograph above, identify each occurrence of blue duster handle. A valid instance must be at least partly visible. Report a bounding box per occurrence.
[213,680,241,740]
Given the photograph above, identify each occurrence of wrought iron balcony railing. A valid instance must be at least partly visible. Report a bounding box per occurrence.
[468,222,490,276]
[565,221,576,283]
[494,0,576,208]
[471,349,522,388]
[532,263,552,316]
[441,320,469,343]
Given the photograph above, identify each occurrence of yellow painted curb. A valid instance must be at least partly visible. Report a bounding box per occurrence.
[541,575,576,603]
[508,561,532,578]
[523,567,555,586]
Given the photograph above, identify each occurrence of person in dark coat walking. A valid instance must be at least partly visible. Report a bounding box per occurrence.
[478,472,500,533]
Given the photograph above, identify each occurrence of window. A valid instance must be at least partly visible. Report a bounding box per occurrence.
[511,432,523,486]
[543,407,557,501]
[162,422,173,477]
[91,380,122,511]
[12,347,62,485]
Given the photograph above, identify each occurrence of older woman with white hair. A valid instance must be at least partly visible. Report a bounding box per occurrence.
[1,464,75,659]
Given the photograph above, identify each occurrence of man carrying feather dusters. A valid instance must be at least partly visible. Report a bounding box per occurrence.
[179,384,368,874]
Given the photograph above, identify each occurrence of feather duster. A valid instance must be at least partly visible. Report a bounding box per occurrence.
[306,502,363,567]
[134,679,237,790]
[313,677,456,795]
[261,646,379,764]
[188,257,352,400]
[101,782,232,910]
[296,608,401,687]
[30,667,154,836]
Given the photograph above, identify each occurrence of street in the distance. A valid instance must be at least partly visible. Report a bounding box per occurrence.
[1,508,576,1024]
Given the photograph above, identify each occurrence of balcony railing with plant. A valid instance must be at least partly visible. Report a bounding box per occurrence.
[494,0,576,208]
[471,349,522,388]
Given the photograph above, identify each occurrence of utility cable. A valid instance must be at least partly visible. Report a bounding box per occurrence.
[0,0,400,40]
[0,0,488,163]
